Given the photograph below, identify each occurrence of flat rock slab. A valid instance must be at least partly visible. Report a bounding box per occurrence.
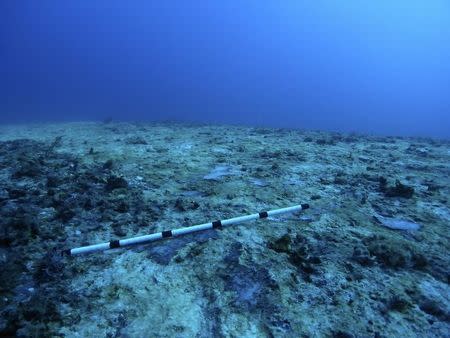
[376,215,422,231]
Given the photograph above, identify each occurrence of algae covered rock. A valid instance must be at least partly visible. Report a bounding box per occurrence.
[267,234,292,253]
[379,178,414,198]
[267,233,322,279]
[105,175,129,191]
[362,235,427,269]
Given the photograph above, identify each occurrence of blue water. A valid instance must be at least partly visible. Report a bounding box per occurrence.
[1,1,450,138]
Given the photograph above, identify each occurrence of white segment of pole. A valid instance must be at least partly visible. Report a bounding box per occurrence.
[65,203,309,256]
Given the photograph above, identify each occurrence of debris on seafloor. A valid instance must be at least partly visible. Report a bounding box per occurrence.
[203,165,238,180]
[374,215,421,231]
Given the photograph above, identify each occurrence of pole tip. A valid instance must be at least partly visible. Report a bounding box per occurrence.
[301,203,310,210]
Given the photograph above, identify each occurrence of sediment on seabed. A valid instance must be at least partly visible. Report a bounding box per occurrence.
[0,122,449,337]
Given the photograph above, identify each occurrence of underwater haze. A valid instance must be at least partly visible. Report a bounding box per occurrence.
[2,1,450,138]
[1,2,450,337]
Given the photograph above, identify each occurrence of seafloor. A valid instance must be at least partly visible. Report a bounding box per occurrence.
[0,122,449,337]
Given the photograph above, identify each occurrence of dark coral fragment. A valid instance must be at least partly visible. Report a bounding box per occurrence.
[267,234,321,279]
[105,175,128,191]
[379,178,414,198]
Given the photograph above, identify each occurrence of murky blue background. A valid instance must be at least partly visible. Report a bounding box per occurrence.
[2,1,449,138]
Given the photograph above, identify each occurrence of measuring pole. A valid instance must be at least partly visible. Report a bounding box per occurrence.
[63,203,309,256]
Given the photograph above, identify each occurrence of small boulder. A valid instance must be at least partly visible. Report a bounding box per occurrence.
[105,176,128,191]
[383,180,414,198]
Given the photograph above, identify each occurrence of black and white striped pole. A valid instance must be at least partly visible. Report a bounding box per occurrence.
[63,203,309,256]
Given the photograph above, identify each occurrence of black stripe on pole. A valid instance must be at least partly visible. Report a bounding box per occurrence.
[301,203,310,210]
[62,249,71,256]
[110,240,121,249]
[212,220,222,229]
[259,211,268,219]
[162,230,173,238]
